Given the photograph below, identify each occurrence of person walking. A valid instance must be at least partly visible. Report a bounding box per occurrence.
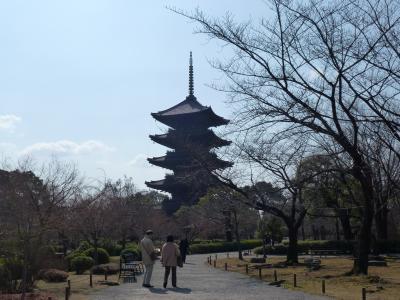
[161,235,181,288]
[179,238,189,263]
[140,229,156,288]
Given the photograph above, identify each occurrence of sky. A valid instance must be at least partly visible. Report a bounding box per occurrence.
[0,0,269,189]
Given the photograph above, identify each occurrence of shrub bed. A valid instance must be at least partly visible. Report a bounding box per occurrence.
[38,269,69,282]
[189,239,263,254]
[91,263,119,275]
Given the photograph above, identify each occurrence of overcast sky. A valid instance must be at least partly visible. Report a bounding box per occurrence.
[0,0,269,189]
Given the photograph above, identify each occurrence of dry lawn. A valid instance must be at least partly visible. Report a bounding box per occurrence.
[212,255,400,300]
[36,272,120,300]
[37,257,122,300]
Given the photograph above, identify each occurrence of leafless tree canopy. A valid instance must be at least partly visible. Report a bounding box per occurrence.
[172,0,400,274]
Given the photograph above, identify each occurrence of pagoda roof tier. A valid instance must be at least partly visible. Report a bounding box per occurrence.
[151,95,229,129]
[149,129,231,150]
[148,151,233,171]
[145,175,191,193]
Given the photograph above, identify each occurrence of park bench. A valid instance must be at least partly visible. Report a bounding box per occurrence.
[304,257,321,270]
[243,249,252,256]
[119,253,143,282]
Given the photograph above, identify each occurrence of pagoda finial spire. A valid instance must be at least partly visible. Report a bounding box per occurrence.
[189,51,194,96]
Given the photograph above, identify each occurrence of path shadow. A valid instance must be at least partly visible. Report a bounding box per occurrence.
[167,287,192,294]
[149,287,168,294]
[183,262,195,265]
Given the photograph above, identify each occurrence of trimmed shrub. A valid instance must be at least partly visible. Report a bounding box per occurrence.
[70,256,94,275]
[98,240,123,256]
[77,241,91,252]
[189,239,263,254]
[76,241,92,252]
[91,263,119,275]
[0,257,24,292]
[66,251,84,270]
[38,269,69,282]
[83,248,110,264]
[120,244,141,260]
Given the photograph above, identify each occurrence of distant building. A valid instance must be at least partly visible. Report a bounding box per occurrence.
[145,52,232,214]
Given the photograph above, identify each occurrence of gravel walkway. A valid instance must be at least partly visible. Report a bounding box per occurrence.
[90,254,329,300]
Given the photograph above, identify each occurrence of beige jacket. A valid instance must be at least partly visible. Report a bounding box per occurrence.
[161,242,180,267]
[140,235,155,265]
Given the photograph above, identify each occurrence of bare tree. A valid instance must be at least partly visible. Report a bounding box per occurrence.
[0,159,83,296]
[198,186,259,260]
[173,0,400,274]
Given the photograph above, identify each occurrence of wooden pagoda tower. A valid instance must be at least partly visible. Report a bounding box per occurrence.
[145,52,232,214]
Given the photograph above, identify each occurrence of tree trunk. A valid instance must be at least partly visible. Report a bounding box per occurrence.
[352,166,374,275]
[335,218,340,241]
[262,237,267,259]
[339,211,354,240]
[232,210,243,260]
[286,226,298,264]
[301,225,306,241]
[311,224,319,240]
[93,238,99,265]
[352,208,373,274]
[375,204,388,240]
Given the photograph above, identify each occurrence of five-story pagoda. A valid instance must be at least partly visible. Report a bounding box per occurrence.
[145,53,232,214]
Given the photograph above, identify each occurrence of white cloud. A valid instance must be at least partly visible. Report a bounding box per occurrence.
[19,140,115,156]
[128,154,149,167]
[0,115,21,132]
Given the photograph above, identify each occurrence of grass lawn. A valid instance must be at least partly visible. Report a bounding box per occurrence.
[36,272,120,300]
[36,256,122,300]
[212,255,400,300]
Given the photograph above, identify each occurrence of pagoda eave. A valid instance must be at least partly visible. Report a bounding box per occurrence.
[151,109,229,129]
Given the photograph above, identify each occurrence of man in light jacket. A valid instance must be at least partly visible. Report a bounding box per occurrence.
[140,229,156,288]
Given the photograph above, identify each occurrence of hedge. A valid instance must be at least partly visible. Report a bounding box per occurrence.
[254,240,400,255]
[374,240,400,254]
[189,239,263,254]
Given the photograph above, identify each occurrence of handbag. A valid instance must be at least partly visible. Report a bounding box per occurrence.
[177,255,183,268]
[150,251,158,261]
